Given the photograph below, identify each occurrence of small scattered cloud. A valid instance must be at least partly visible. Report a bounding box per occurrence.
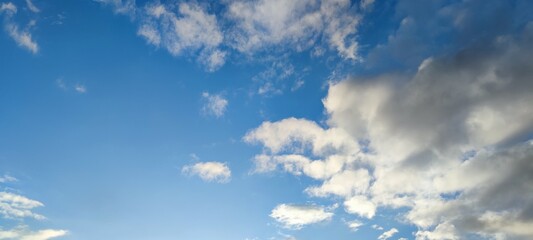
[182,162,231,183]
[372,224,384,231]
[56,78,87,94]
[378,228,398,240]
[345,220,363,231]
[201,92,228,118]
[74,84,86,93]
[270,204,334,230]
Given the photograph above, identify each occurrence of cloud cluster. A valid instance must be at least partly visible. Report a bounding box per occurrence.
[182,161,231,183]
[97,0,363,71]
[0,2,39,54]
[0,176,67,240]
[245,22,533,239]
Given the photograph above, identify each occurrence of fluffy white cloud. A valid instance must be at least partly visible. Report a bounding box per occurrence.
[0,226,67,240]
[378,228,398,240]
[343,195,376,219]
[245,24,533,238]
[0,192,45,220]
[138,2,225,71]
[201,92,228,118]
[270,204,334,229]
[182,161,231,183]
[226,0,360,60]
[0,2,39,54]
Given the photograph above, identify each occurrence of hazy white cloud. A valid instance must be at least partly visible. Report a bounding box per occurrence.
[372,224,384,230]
[0,227,67,240]
[56,79,87,94]
[25,0,40,13]
[0,192,45,220]
[93,0,135,15]
[0,2,39,54]
[360,0,375,10]
[182,162,231,183]
[378,228,398,240]
[74,84,86,93]
[0,175,17,183]
[270,204,334,229]
[345,220,363,231]
[202,92,228,118]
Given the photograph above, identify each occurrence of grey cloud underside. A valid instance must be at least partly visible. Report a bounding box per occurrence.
[246,23,533,239]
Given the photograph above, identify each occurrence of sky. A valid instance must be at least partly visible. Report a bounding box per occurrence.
[0,0,532,239]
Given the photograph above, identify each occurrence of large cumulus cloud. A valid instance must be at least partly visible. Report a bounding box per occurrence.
[245,22,533,239]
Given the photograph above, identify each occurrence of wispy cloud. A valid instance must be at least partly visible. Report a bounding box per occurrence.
[0,174,17,183]
[201,92,228,118]
[56,78,87,94]
[25,0,40,13]
[378,228,398,240]
[0,2,39,54]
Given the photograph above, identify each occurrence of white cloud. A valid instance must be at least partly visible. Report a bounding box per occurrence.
[360,0,375,10]
[0,178,67,240]
[0,192,45,220]
[201,92,228,118]
[345,220,363,231]
[0,175,17,183]
[226,0,360,60]
[378,228,398,240]
[139,2,225,71]
[93,0,135,15]
[74,84,86,93]
[372,224,384,230]
[25,0,40,13]
[343,195,376,219]
[182,161,231,183]
[245,26,533,238]
[270,204,334,229]
[0,226,67,240]
[0,2,39,54]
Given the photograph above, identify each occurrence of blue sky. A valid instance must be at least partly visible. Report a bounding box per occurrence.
[1,0,533,239]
